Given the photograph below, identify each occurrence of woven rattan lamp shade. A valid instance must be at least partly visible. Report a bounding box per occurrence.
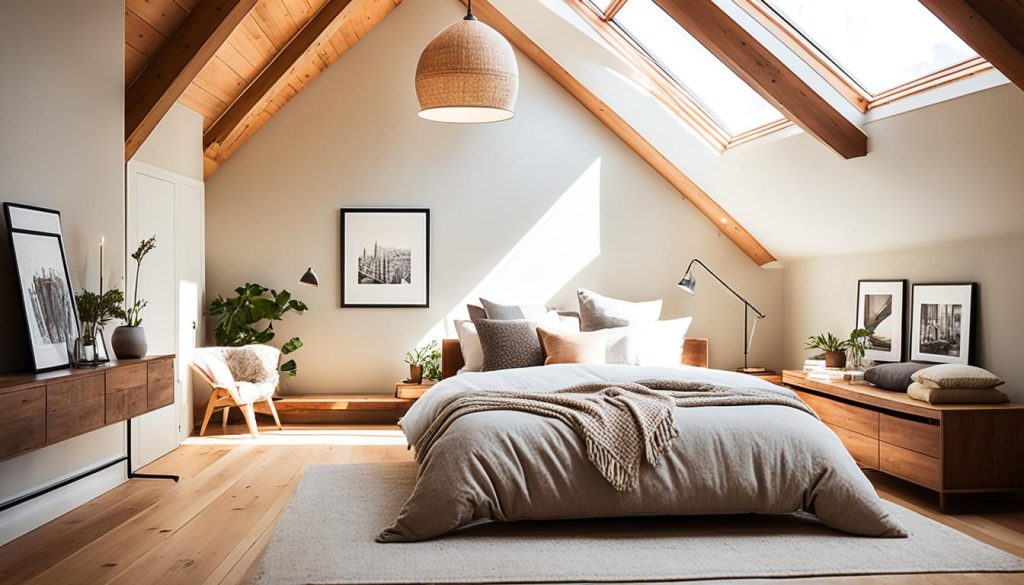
[415,18,519,123]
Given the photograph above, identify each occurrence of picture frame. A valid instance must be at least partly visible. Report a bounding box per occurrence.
[340,208,429,308]
[910,283,976,365]
[4,203,79,372]
[855,279,906,363]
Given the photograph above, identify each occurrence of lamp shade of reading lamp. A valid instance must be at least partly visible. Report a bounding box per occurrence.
[299,267,319,287]
[678,259,765,372]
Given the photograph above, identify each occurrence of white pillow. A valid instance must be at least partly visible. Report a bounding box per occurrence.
[577,288,662,331]
[454,320,484,373]
[604,317,693,366]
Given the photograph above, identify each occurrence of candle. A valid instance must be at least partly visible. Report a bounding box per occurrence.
[99,236,105,294]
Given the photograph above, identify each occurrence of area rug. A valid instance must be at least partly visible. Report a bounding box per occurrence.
[253,462,1024,584]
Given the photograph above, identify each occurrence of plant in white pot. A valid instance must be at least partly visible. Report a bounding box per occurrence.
[112,236,156,360]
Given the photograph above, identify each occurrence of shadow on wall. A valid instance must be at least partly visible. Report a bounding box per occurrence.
[415,158,603,345]
[0,217,32,373]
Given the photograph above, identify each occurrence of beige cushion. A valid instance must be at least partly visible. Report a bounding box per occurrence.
[603,317,692,366]
[454,320,484,373]
[577,288,662,331]
[911,364,1003,389]
[907,382,1009,404]
[538,328,607,365]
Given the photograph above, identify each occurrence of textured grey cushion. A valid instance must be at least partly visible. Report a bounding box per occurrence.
[863,362,930,392]
[577,288,662,331]
[911,364,1004,389]
[480,298,553,320]
[476,319,546,371]
[467,304,487,321]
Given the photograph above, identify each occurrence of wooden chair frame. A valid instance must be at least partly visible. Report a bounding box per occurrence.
[190,363,282,438]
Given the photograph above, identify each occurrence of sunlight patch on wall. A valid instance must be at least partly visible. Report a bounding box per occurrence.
[417,158,604,345]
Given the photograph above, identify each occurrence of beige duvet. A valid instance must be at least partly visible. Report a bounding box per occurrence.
[380,364,906,542]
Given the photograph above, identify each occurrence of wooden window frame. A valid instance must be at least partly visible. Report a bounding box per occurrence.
[733,0,994,113]
[567,0,792,153]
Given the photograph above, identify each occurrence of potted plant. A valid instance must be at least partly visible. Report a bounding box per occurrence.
[207,283,308,377]
[805,332,850,369]
[404,340,440,384]
[112,236,156,359]
[847,327,871,370]
[74,287,125,367]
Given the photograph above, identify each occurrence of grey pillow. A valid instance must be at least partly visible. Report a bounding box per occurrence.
[480,298,552,320]
[467,304,487,321]
[863,362,930,392]
[476,319,545,371]
[577,288,662,331]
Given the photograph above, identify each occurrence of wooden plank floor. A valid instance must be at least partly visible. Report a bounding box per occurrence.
[1,423,1022,585]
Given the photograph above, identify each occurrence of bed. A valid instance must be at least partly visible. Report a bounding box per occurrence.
[380,339,906,542]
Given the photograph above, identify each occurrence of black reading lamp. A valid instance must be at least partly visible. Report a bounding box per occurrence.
[299,267,319,287]
[678,258,765,373]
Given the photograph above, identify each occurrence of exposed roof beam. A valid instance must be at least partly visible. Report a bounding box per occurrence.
[467,0,776,266]
[651,0,868,159]
[125,0,257,161]
[918,0,1024,92]
[204,0,355,150]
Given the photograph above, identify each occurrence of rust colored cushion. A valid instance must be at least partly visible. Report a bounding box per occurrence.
[538,328,607,366]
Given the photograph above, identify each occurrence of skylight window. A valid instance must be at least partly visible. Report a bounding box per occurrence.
[613,0,784,136]
[750,0,986,106]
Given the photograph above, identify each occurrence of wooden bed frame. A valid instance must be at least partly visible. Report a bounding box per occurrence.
[440,338,709,379]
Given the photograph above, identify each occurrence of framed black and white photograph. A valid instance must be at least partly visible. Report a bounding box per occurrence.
[910,283,976,365]
[856,279,906,363]
[5,203,79,371]
[340,208,429,307]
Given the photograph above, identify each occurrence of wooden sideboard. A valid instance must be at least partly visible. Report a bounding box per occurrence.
[0,355,175,462]
[783,370,1024,509]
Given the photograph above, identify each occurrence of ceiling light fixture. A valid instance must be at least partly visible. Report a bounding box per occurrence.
[415,0,519,123]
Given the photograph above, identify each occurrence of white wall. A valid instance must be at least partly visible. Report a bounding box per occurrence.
[0,0,126,544]
[132,102,205,182]
[783,236,1024,403]
[205,0,785,394]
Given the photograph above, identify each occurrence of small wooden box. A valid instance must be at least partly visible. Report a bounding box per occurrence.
[395,380,436,400]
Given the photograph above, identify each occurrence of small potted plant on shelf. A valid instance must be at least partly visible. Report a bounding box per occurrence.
[74,287,125,367]
[404,340,440,384]
[805,332,850,369]
[847,327,871,370]
[112,236,156,359]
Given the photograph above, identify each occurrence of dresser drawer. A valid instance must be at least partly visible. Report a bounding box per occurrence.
[147,359,175,409]
[106,364,149,423]
[880,442,940,490]
[880,413,940,458]
[830,424,879,469]
[0,386,46,460]
[47,375,106,443]
[795,390,879,438]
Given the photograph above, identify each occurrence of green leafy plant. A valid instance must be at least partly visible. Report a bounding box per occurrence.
[76,288,125,344]
[123,235,156,327]
[804,332,850,353]
[404,340,441,381]
[207,283,308,377]
[847,327,872,365]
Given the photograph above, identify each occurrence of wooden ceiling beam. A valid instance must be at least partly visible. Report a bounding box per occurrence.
[204,0,355,150]
[918,0,1024,92]
[125,0,257,161]
[651,0,868,159]
[467,0,776,266]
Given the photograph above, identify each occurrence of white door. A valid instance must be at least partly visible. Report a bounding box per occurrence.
[127,161,205,467]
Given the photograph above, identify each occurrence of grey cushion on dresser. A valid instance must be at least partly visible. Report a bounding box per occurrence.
[863,362,930,392]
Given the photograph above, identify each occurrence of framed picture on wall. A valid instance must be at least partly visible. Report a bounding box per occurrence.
[910,283,976,365]
[340,208,429,308]
[4,203,79,372]
[855,279,906,363]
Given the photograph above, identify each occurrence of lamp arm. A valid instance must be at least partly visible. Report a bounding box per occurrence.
[686,259,766,319]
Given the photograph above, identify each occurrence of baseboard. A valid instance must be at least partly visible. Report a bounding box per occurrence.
[0,463,125,546]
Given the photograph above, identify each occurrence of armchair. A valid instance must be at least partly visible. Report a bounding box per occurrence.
[191,345,283,438]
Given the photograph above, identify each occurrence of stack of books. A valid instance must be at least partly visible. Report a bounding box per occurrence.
[803,359,868,384]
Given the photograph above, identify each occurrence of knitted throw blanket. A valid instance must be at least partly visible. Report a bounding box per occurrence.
[414,379,817,492]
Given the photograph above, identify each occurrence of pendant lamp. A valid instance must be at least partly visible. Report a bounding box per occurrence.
[415,0,519,123]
